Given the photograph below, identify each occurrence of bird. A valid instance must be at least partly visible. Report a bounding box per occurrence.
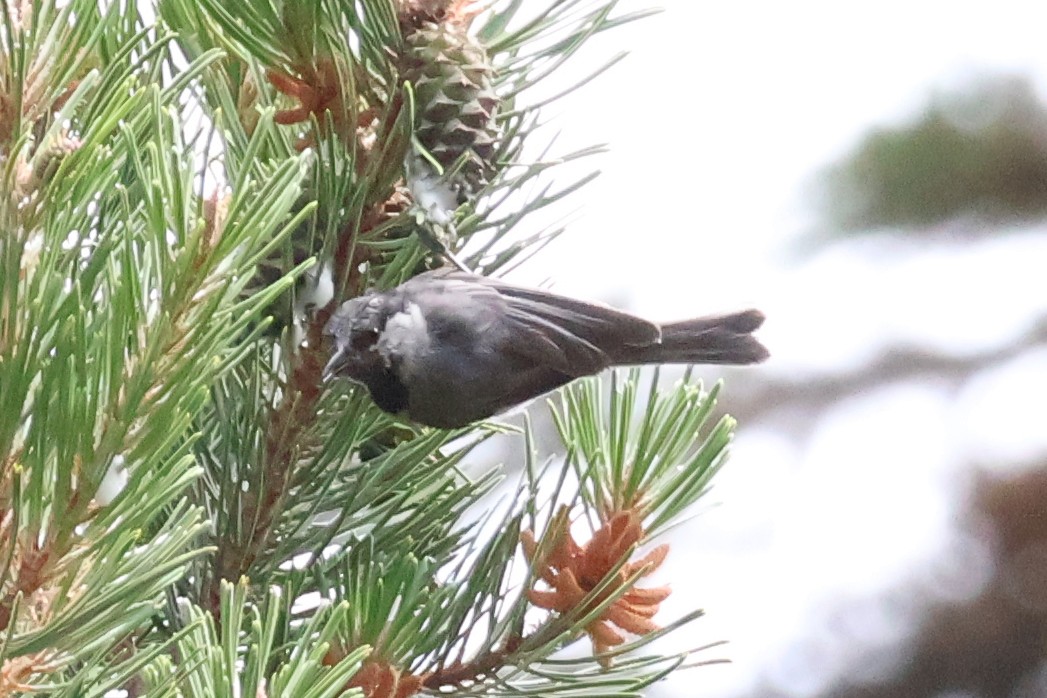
[323,268,768,428]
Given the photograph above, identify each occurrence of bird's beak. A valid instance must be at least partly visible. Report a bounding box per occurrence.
[322,348,349,383]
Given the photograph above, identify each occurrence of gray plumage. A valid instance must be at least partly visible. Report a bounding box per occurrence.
[323,268,768,428]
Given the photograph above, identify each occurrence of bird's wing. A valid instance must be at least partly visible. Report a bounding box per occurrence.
[407,269,660,376]
[400,273,569,370]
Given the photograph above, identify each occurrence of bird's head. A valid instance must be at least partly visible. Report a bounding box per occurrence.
[322,295,386,382]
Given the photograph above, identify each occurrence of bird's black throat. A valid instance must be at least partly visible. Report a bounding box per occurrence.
[362,367,410,415]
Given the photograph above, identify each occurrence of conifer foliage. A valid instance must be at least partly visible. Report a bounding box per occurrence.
[0,1,745,695]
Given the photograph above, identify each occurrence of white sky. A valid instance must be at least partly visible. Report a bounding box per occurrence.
[497,2,1047,696]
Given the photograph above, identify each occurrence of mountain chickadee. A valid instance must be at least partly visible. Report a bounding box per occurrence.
[323,269,768,428]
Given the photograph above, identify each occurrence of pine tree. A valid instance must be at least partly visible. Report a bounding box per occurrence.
[0,1,745,695]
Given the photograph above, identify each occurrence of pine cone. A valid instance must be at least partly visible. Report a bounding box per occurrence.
[401,20,499,201]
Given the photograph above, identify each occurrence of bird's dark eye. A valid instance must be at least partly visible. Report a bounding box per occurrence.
[351,327,380,349]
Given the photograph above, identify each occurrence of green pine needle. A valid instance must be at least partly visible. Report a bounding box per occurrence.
[0,0,748,694]
[553,369,736,539]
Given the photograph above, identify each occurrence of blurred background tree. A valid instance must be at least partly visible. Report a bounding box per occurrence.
[690,67,1047,698]
[814,75,1047,238]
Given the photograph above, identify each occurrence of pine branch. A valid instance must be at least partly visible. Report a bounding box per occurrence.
[2,0,752,695]
[1,3,308,690]
[208,313,329,604]
[201,204,387,614]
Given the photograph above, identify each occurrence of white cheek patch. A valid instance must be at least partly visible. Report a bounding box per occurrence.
[377,301,430,375]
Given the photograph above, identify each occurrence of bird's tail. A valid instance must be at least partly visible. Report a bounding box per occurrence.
[610,310,768,366]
